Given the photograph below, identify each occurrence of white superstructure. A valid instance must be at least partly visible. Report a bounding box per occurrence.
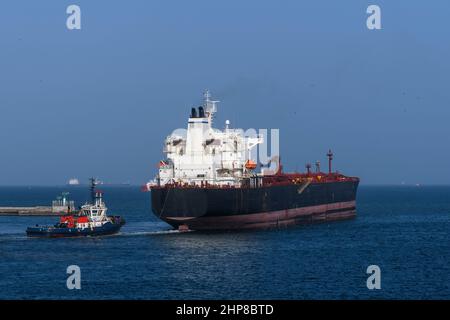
[156,91,263,187]
[77,191,111,228]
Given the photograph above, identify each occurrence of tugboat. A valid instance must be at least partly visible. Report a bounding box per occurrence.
[26,178,125,237]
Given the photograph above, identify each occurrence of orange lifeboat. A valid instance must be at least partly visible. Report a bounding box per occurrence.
[245,160,257,170]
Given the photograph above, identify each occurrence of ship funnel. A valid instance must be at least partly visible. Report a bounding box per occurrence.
[198,106,205,118]
[191,108,197,118]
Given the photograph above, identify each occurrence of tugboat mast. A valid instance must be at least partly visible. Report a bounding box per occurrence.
[89,177,97,204]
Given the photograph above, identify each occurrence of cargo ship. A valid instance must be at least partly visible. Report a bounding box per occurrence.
[146,91,359,231]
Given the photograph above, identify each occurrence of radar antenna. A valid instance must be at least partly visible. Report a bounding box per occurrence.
[203,90,219,123]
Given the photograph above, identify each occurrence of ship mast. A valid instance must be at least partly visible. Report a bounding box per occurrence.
[306,163,312,175]
[203,89,219,126]
[327,149,333,175]
[89,177,97,204]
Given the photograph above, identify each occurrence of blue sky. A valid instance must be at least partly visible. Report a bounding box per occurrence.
[0,0,449,185]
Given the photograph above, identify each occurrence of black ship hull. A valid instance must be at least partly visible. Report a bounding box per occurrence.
[151,180,359,230]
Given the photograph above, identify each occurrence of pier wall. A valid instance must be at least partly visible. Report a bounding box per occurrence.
[0,206,61,216]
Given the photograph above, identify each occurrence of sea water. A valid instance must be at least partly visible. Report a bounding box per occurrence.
[1,185,450,299]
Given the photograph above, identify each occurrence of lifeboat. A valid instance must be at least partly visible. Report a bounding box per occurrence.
[245,160,257,170]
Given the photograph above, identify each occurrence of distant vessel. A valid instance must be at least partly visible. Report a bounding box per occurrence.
[146,91,359,231]
[67,178,80,185]
[26,179,125,237]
